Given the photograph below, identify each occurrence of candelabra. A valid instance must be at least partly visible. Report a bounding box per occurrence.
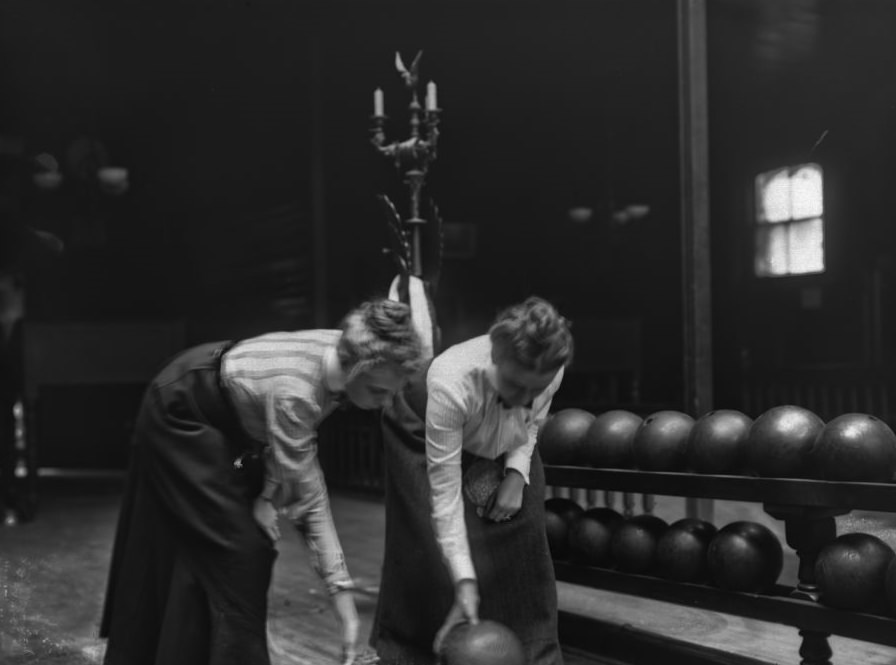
[369,51,441,280]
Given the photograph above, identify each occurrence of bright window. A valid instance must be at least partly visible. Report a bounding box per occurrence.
[754,163,825,277]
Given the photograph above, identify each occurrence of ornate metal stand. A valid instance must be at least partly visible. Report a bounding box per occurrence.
[369,51,441,280]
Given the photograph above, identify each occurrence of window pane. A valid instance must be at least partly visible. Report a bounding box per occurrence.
[791,164,823,219]
[757,169,791,223]
[755,225,789,276]
[788,218,824,274]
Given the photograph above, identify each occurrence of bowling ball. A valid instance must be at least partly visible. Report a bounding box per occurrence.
[746,405,824,478]
[632,410,695,471]
[544,497,584,560]
[687,409,753,474]
[816,532,895,612]
[440,619,526,665]
[539,409,597,465]
[707,521,783,592]
[808,413,896,482]
[610,514,668,574]
[655,518,718,583]
[568,507,625,567]
[885,557,896,616]
[463,459,504,514]
[585,410,642,468]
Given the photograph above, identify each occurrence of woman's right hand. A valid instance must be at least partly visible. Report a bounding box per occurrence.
[332,589,360,665]
[433,578,479,654]
[252,497,281,542]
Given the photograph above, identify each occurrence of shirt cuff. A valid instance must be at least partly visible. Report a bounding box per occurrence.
[504,455,531,485]
[260,478,280,502]
[449,554,477,585]
[324,569,355,596]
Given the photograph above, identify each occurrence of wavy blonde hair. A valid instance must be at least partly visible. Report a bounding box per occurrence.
[337,299,424,382]
[489,296,574,373]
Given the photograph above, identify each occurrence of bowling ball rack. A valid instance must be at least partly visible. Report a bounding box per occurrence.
[544,466,896,665]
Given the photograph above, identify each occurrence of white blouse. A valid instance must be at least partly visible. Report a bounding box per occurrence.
[425,334,563,583]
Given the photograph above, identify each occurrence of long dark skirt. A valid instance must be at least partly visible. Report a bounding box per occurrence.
[371,371,564,665]
[100,342,275,665]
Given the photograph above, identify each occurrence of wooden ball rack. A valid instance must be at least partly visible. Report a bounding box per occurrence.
[544,465,896,664]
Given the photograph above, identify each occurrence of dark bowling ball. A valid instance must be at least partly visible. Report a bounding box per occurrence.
[568,507,625,567]
[687,409,753,474]
[809,413,896,482]
[632,410,695,471]
[707,521,783,592]
[609,514,668,574]
[585,410,642,468]
[539,408,597,465]
[885,557,896,616]
[655,518,718,583]
[440,619,526,665]
[544,497,584,560]
[746,405,824,478]
[816,532,896,612]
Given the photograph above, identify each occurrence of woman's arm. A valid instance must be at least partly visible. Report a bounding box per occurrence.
[426,380,481,651]
[263,394,359,659]
[426,383,477,585]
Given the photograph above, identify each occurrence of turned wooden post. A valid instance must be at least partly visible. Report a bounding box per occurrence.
[764,504,848,665]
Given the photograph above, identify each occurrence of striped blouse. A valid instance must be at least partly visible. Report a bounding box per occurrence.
[220,330,352,594]
[426,334,564,584]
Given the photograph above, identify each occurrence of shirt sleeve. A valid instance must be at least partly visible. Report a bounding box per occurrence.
[264,393,353,595]
[284,473,354,596]
[505,366,565,483]
[426,378,477,585]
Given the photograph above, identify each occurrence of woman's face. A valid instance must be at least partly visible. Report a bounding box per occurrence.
[344,364,405,410]
[493,357,557,408]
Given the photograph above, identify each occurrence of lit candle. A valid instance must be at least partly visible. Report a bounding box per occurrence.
[374,88,384,117]
[426,81,438,111]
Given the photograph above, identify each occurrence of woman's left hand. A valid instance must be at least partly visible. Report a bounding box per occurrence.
[486,469,525,522]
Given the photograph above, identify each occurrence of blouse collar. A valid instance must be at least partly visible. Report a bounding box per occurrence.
[323,344,347,394]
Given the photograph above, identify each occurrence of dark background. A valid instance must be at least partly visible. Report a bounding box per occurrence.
[2,0,896,467]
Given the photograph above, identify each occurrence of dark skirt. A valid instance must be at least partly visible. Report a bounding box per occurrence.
[100,342,276,665]
[371,369,564,665]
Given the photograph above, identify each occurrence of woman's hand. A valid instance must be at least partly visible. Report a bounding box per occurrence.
[486,469,525,522]
[332,590,360,665]
[252,497,280,542]
[433,578,479,654]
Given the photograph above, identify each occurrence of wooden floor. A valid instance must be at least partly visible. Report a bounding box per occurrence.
[2,474,896,665]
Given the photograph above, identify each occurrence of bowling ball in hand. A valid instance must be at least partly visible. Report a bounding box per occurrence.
[707,521,783,593]
[539,408,596,465]
[809,413,896,482]
[655,518,717,583]
[746,405,824,478]
[440,620,526,665]
[816,532,895,612]
[585,409,642,468]
[687,409,753,474]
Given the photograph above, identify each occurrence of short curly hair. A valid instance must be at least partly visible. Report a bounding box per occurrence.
[489,296,573,373]
[337,298,425,381]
